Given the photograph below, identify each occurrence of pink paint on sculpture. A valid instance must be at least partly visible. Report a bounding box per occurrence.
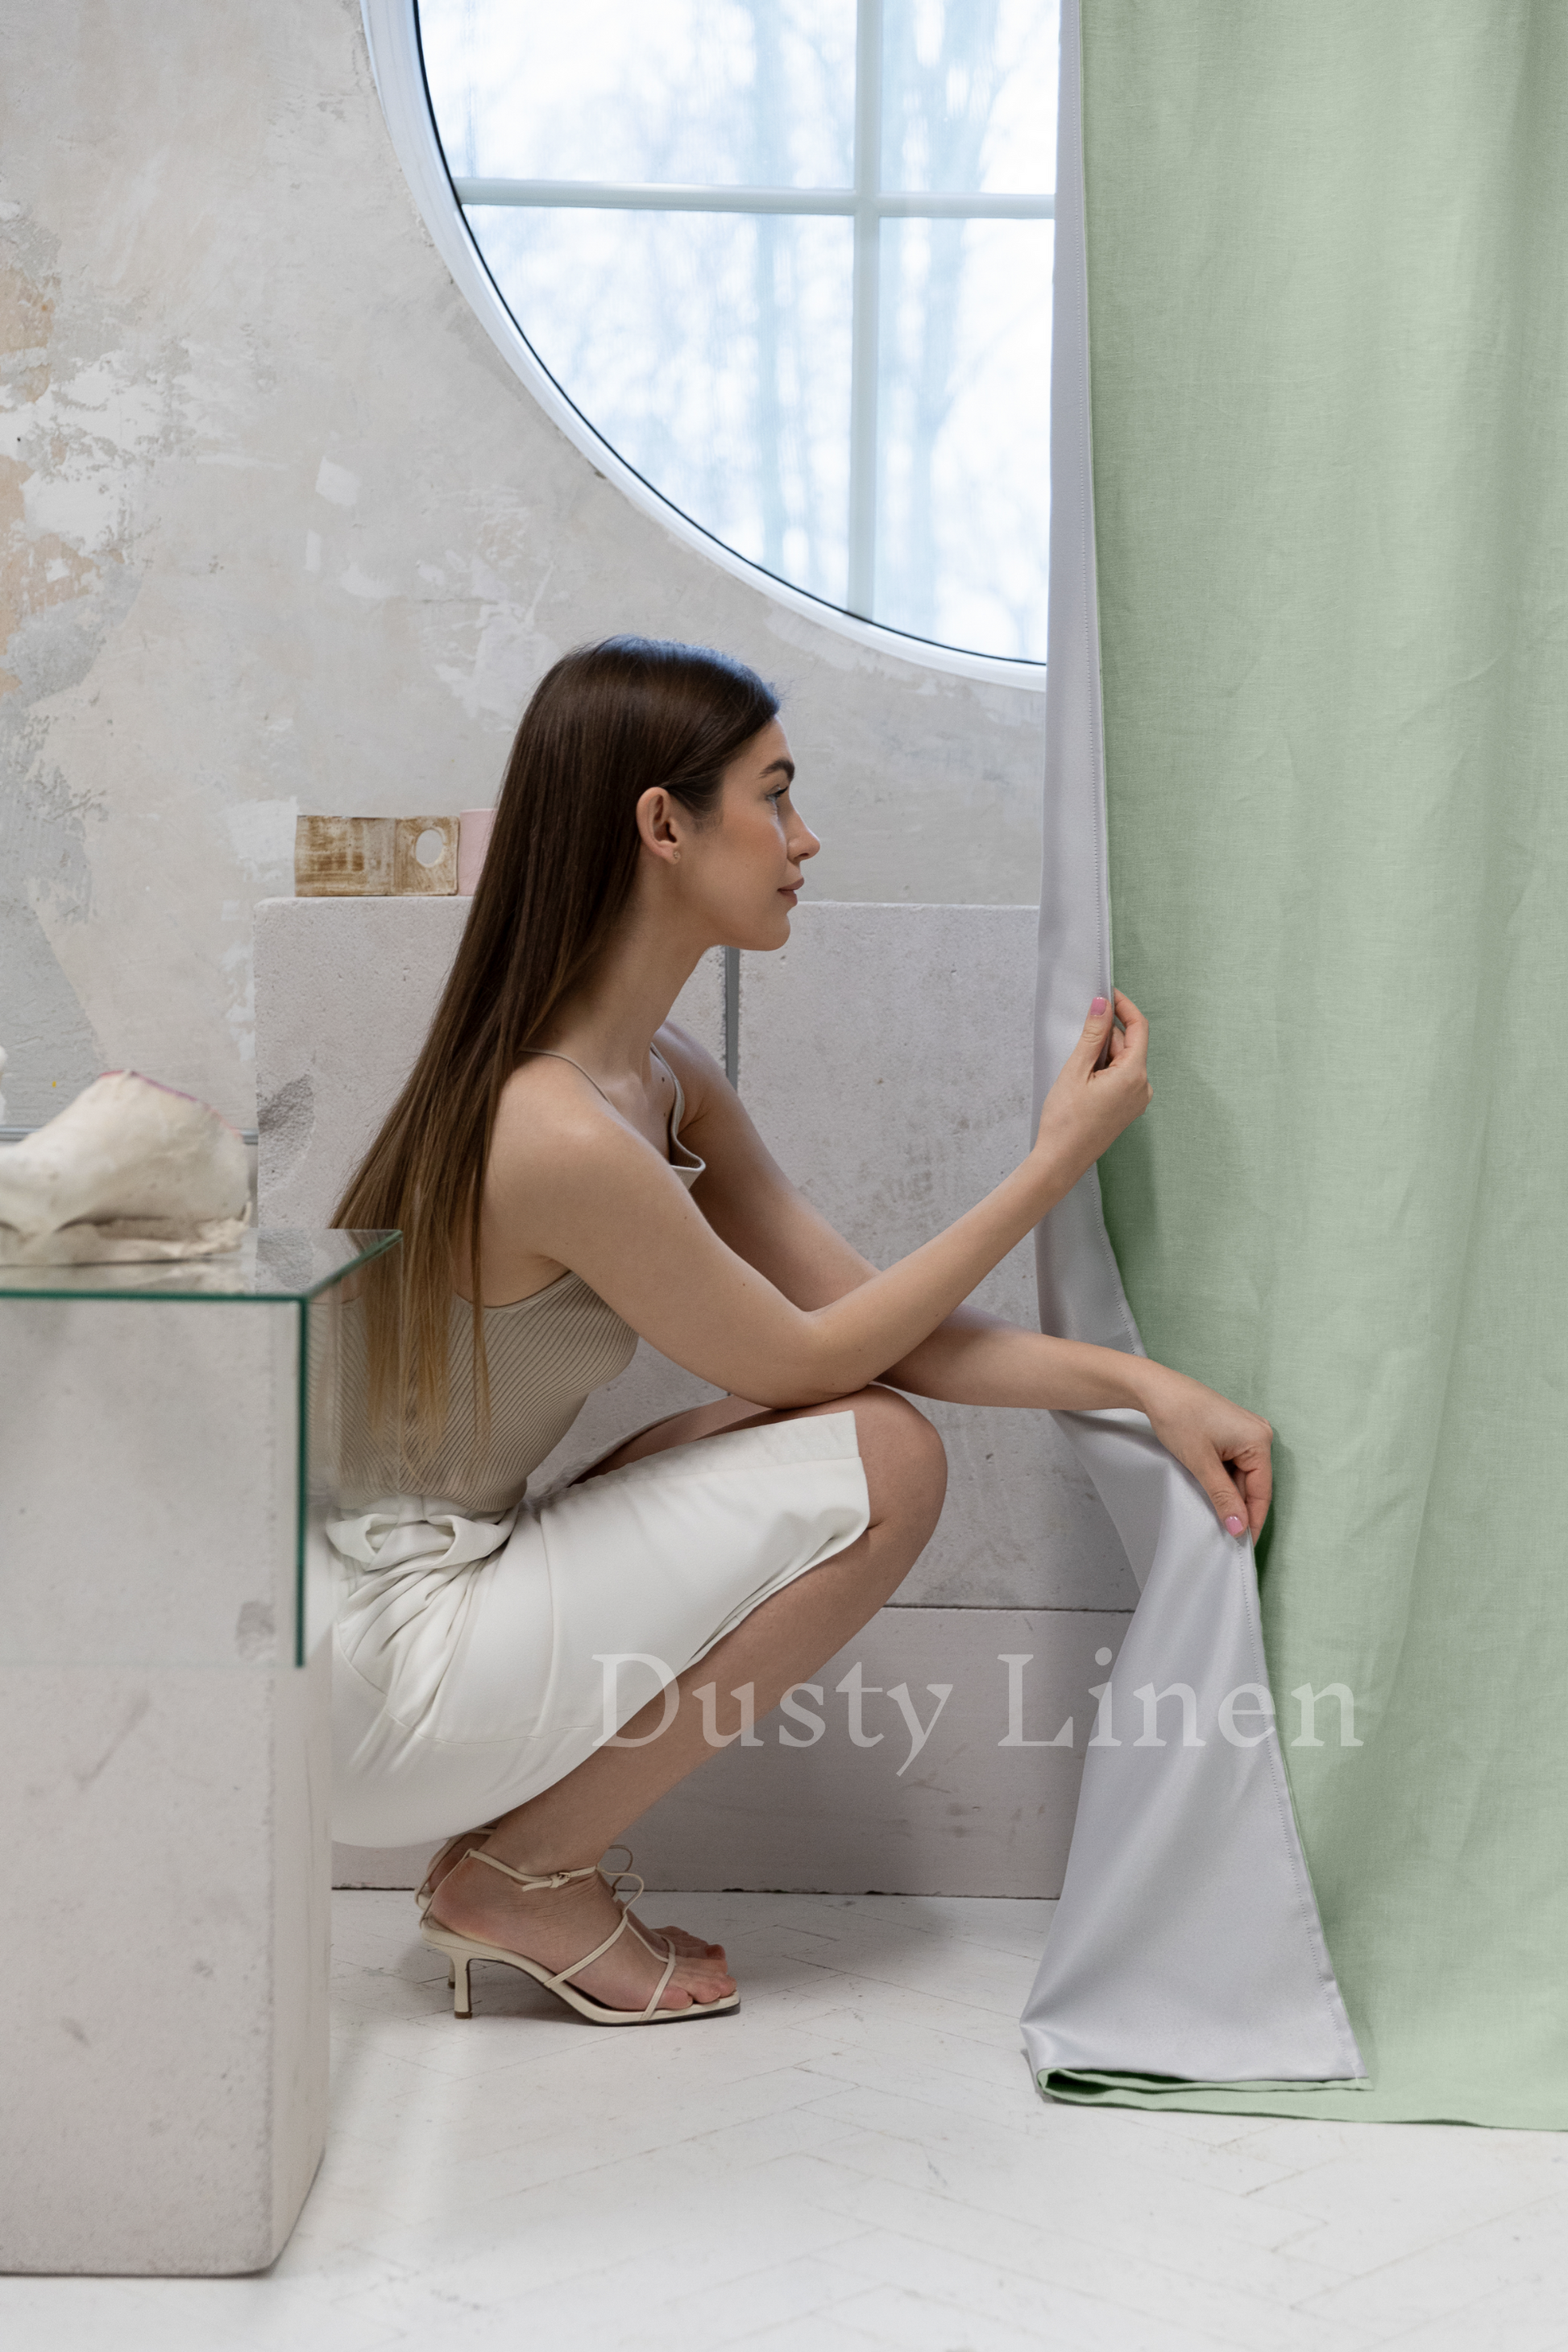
[458,809,496,896]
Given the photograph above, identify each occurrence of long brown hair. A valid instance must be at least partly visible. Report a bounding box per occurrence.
[334,637,779,1451]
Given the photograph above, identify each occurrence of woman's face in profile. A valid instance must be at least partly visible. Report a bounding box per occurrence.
[684,718,821,952]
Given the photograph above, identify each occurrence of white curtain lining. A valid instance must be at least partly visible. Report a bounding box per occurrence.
[1020,0,1363,2089]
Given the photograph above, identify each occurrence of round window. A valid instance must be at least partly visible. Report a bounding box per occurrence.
[417,1,1057,665]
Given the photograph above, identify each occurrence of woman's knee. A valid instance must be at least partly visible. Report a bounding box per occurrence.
[844,1387,947,1534]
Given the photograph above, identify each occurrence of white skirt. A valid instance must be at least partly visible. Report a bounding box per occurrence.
[329,1409,869,1847]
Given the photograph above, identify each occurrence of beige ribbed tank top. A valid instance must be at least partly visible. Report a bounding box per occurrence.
[337,1051,704,1516]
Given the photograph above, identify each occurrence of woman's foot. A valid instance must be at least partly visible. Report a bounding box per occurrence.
[421,1831,726,1972]
[426,1852,736,2014]
[419,1826,495,1910]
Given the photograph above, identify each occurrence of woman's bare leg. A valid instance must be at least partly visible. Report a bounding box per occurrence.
[428,1386,946,2011]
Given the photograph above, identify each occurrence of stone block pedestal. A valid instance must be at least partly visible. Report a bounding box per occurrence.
[0,1230,393,2275]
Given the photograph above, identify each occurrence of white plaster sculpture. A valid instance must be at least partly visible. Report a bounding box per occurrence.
[0,1062,251,1265]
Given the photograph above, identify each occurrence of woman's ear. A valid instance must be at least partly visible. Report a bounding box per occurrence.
[635,785,682,865]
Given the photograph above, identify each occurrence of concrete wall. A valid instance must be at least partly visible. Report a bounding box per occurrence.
[256,898,1137,1894]
[1,0,1045,1133]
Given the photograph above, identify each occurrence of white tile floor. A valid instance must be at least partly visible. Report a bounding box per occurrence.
[6,1892,1568,2352]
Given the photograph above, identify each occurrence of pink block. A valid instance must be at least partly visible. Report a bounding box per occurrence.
[457,809,496,896]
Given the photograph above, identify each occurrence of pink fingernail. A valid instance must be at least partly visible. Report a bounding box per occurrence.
[1225,1515,1245,1536]
[1091,995,1108,1015]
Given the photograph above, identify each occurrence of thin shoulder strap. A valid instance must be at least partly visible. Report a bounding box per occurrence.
[520,1047,687,1162]
[649,1041,683,1111]
[522,1045,683,1124]
[516,1047,616,1108]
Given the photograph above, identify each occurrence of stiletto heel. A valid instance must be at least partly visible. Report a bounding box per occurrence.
[421,1849,740,2027]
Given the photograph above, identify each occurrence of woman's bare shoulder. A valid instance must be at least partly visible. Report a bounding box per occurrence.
[487,1055,631,1191]
[475,1056,674,1304]
[493,1047,600,1121]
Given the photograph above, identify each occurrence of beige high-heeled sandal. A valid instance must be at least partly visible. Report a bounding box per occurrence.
[420,1848,741,2026]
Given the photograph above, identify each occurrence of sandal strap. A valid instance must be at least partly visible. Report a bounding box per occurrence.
[548,1903,678,2018]
[546,1900,638,1991]
[416,1819,505,1905]
[464,1849,602,1894]
[461,1844,682,2018]
[622,1914,681,2014]
[640,1941,681,2020]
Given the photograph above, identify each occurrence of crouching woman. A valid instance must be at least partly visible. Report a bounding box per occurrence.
[331,637,1271,2025]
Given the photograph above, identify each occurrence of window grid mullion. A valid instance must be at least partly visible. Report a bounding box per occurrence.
[847,0,883,619]
[450,185,1054,222]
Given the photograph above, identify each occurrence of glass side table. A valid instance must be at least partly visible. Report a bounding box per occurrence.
[0,1230,397,2275]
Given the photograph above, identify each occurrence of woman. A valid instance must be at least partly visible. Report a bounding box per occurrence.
[332,637,1272,2026]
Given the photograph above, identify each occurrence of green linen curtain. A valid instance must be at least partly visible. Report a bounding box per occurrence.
[1083,0,1568,2126]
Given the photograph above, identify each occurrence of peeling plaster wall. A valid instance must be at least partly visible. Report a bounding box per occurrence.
[0,0,1045,1129]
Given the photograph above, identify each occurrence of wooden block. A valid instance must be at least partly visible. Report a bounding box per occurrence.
[392,816,458,896]
[293,816,460,897]
[293,815,392,897]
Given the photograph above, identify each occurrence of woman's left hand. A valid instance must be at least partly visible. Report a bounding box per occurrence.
[1137,1367,1274,1540]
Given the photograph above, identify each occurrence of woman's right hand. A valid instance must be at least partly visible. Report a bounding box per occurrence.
[1035,990,1151,1175]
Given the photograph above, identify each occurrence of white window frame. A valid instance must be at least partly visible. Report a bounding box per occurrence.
[361,0,1051,690]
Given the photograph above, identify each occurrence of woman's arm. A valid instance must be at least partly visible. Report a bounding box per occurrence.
[484,993,1150,1417]
[666,1021,1273,1537]
[889,1308,1274,1537]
